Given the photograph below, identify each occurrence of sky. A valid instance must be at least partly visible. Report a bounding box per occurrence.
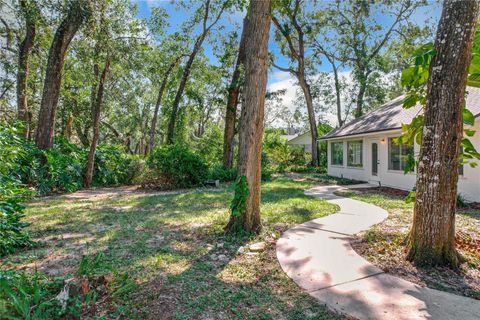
[134,0,442,126]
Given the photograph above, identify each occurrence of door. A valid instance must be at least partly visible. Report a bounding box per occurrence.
[371,142,379,178]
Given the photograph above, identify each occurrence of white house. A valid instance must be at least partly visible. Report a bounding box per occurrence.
[283,132,313,153]
[320,86,480,202]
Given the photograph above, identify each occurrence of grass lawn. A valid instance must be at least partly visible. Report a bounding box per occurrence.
[336,188,480,300]
[1,177,343,319]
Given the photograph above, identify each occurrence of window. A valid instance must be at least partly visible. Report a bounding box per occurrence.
[331,142,343,165]
[347,141,363,167]
[388,138,414,171]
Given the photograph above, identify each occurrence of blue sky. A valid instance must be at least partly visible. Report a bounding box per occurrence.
[134,0,441,125]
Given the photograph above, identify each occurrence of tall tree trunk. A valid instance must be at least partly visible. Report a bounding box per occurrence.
[332,62,343,127]
[17,0,37,139]
[298,75,319,166]
[166,37,205,144]
[222,18,247,169]
[35,0,91,150]
[149,57,181,152]
[407,0,479,267]
[354,75,366,118]
[226,0,271,234]
[166,0,224,144]
[84,58,111,188]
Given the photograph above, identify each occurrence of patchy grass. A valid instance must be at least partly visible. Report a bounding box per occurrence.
[1,177,341,319]
[280,172,365,185]
[336,188,480,300]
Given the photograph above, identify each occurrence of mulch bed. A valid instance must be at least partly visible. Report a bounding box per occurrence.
[349,187,480,300]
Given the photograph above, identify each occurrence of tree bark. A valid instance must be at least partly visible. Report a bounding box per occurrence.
[35,0,91,150]
[166,0,224,144]
[84,58,111,188]
[271,0,319,166]
[226,0,271,234]
[17,0,37,139]
[407,0,479,267]
[354,74,367,118]
[148,56,181,152]
[222,18,247,169]
[332,61,343,127]
[298,75,319,166]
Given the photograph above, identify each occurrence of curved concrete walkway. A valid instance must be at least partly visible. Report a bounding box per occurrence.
[276,184,480,320]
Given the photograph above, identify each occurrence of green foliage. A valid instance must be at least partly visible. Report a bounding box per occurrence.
[230,175,249,219]
[0,122,33,256]
[190,125,224,165]
[0,270,64,319]
[146,144,208,188]
[399,38,480,174]
[208,163,237,182]
[263,131,309,173]
[92,144,133,186]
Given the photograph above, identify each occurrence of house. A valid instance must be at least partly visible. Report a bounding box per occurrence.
[283,131,313,153]
[320,86,480,202]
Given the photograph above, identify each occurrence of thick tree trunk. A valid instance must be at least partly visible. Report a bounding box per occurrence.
[17,0,37,139]
[222,18,247,169]
[407,0,479,267]
[226,0,271,234]
[35,0,91,150]
[354,76,366,118]
[84,58,111,188]
[149,57,180,152]
[298,76,319,166]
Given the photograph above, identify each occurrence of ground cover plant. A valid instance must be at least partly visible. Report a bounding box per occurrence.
[0,177,342,319]
[336,188,480,299]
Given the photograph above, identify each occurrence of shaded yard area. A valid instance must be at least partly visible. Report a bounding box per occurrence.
[337,187,480,300]
[1,177,343,319]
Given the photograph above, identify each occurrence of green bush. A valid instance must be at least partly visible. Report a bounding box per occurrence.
[208,163,237,182]
[0,270,64,319]
[0,122,33,256]
[146,144,209,188]
[92,144,131,186]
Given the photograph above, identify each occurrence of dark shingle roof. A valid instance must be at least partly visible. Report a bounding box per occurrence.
[321,86,480,140]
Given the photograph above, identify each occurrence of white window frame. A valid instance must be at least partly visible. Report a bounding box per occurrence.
[347,140,363,167]
[331,142,344,166]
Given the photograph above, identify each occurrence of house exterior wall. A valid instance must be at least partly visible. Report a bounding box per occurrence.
[287,133,312,153]
[325,120,480,202]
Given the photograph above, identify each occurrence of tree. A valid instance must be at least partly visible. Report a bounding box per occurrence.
[148,51,184,152]
[35,0,92,150]
[407,0,479,267]
[222,18,247,169]
[271,0,320,166]
[16,0,38,139]
[313,0,423,118]
[84,57,111,187]
[166,0,227,144]
[226,0,271,234]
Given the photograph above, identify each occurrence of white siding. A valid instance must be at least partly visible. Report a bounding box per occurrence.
[326,122,480,202]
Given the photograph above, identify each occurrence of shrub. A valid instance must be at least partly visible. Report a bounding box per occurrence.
[146,144,208,188]
[92,144,131,186]
[0,121,33,256]
[208,163,237,182]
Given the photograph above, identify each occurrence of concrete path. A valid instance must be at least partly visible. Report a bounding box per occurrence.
[276,184,480,320]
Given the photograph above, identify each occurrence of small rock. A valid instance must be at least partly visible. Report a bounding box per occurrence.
[206,244,214,250]
[249,242,266,252]
[271,233,277,239]
[236,246,245,254]
[216,242,224,248]
[210,254,217,260]
[217,254,228,262]
[245,252,258,256]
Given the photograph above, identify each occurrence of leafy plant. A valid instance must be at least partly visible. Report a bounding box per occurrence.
[0,270,63,319]
[146,144,209,188]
